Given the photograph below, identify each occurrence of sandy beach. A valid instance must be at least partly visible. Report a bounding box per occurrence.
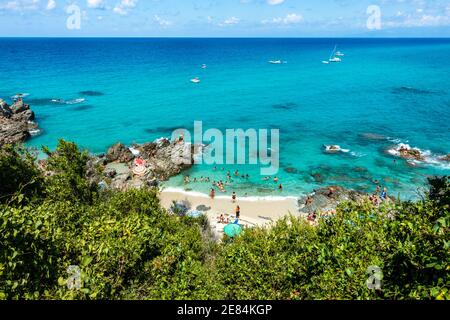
[159,188,300,237]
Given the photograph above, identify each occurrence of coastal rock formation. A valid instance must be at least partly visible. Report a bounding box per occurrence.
[86,138,201,191]
[106,143,135,163]
[0,98,38,146]
[440,154,450,162]
[386,144,425,161]
[298,186,366,215]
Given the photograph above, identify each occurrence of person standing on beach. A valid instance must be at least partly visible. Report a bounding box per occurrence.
[235,206,241,219]
[232,192,237,203]
[210,188,216,200]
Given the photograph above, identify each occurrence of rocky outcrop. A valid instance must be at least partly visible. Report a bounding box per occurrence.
[86,138,202,191]
[0,98,38,146]
[298,186,366,215]
[440,154,450,162]
[106,143,134,163]
[398,147,424,161]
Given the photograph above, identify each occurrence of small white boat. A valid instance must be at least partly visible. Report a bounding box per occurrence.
[329,57,342,63]
[323,45,342,63]
[201,64,207,69]
[322,61,330,64]
[269,60,282,64]
[190,77,201,83]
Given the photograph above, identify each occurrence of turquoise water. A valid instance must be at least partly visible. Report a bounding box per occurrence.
[1,38,449,199]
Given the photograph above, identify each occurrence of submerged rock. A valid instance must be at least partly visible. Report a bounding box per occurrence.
[359,133,387,141]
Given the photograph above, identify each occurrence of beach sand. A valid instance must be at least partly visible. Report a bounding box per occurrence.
[159,188,300,238]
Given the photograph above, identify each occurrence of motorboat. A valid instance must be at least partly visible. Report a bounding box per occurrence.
[190,77,201,83]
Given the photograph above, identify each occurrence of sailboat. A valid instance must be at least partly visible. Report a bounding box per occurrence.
[328,45,342,63]
[323,45,342,64]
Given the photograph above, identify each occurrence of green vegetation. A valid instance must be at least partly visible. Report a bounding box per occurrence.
[0,141,448,300]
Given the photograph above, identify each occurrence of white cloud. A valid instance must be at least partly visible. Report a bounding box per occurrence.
[113,0,138,16]
[0,0,40,11]
[87,0,103,9]
[154,15,172,27]
[219,16,240,26]
[46,0,56,10]
[267,0,284,5]
[262,13,303,25]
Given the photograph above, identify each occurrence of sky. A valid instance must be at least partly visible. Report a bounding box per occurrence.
[0,0,449,37]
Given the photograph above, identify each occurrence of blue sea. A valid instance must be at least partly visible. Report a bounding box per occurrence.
[1,38,449,199]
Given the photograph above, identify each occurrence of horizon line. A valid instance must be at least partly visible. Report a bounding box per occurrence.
[1,36,450,39]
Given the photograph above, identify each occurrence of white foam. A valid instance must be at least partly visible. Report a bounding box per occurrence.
[387,142,450,170]
[161,187,298,201]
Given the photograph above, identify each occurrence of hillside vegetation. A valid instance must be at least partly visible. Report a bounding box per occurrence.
[0,140,448,300]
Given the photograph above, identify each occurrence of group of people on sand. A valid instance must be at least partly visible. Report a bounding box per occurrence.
[216,206,241,225]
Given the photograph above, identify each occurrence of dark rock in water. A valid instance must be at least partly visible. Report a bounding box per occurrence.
[439,154,450,162]
[106,143,135,163]
[145,125,187,136]
[359,133,387,141]
[72,105,94,111]
[0,98,39,145]
[298,186,366,215]
[391,86,435,95]
[272,102,297,110]
[79,91,104,96]
[284,167,299,174]
[311,172,325,184]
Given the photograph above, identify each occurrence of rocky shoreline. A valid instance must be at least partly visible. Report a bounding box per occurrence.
[82,139,203,191]
[0,98,39,146]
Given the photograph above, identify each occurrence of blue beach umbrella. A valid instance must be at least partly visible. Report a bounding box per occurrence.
[224,223,242,238]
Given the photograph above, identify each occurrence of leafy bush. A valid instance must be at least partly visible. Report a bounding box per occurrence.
[0,140,448,300]
[0,144,43,204]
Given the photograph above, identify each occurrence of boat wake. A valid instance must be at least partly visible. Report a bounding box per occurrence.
[51,98,86,105]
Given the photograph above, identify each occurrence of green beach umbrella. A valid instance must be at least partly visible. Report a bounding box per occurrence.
[224,223,242,238]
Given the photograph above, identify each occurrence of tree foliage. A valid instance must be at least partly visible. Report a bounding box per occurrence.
[0,141,448,300]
